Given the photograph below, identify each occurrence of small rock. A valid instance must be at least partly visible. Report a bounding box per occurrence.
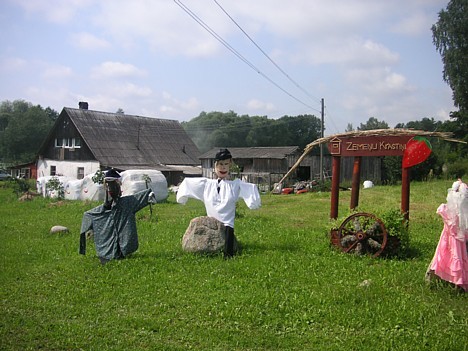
[18,194,33,202]
[359,279,372,287]
[50,225,69,234]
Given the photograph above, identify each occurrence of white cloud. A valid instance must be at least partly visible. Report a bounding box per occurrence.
[391,12,434,37]
[0,57,28,71]
[294,37,399,66]
[111,83,152,98]
[339,66,419,126]
[70,32,111,50]
[157,91,200,119]
[90,61,146,79]
[24,86,73,110]
[15,0,94,24]
[435,108,451,121]
[80,94,123,113]
[162,91,199,108]
[247,99,275,111]
[345,67,413,94]
[42,65,73,79]
[94,0,228,57]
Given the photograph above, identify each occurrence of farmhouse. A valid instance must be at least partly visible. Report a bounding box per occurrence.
[36,103,201,185]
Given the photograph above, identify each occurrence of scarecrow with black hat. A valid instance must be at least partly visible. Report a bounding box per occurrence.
[79,169,156,264]
[176,148,261,258]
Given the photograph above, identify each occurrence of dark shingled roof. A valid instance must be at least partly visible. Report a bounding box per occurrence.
[199,146,300,160]
[59,108,201,169]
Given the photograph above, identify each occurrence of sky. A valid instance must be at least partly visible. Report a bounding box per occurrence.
[0,0,456,135]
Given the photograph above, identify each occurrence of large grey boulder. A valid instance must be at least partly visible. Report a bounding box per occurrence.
[182,216,238,254]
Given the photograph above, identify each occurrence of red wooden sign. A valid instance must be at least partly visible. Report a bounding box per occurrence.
[327,135,414,157]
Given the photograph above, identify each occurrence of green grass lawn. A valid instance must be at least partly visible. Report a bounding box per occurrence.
[0,179,467,350]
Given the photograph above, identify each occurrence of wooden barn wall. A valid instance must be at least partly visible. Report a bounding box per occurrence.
[200,155,381,185]
[42,115,95,161]
[305,156,381,182]
[250,158,288,173]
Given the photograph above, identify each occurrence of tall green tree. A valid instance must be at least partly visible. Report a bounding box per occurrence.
[395,117,443,131]
[432,0,468,111]
[432,0,468,150]
[0,100,57,165]
[345,123,354,132]
[277,114,322,151]
[357,117,389,130]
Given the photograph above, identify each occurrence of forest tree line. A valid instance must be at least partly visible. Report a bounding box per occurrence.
[0,99,466,183]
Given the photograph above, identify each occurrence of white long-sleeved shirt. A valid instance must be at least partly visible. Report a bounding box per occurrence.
[176,177,261,228]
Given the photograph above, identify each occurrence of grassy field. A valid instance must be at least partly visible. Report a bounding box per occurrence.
[0,179,467,350]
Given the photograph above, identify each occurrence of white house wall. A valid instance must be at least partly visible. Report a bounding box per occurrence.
[37,159,100,179]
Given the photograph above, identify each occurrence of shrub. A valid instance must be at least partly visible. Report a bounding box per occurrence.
[45,176,64,199]
[446,158,468,178]
[379,208,410,257]
[92,169,105,184]
[12,177,31,196]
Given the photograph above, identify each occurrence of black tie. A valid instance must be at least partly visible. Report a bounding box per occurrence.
[217,179,221,193]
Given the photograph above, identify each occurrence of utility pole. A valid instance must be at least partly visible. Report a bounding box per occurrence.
[319,98,324,183]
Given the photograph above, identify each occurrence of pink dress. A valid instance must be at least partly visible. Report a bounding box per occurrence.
[428,181,468,291]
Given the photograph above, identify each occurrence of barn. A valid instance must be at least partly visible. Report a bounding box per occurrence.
[199,146,382,190]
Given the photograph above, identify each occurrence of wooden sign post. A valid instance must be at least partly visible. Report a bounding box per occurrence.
[327,134,414,220]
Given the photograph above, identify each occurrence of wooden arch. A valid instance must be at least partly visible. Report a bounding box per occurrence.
[278,129,463,221]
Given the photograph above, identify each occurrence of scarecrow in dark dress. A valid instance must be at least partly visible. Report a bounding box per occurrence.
[79,169,156,264]
[176,149,261,258]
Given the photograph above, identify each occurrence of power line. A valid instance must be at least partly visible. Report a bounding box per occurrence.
[323,105,341,136]
[213,0,322,105]
[173,0,321,114]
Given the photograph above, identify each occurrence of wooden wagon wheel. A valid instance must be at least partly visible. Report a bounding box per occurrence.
[337,212,388,257]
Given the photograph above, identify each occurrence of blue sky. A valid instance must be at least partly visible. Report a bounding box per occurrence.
[0,0,455,135]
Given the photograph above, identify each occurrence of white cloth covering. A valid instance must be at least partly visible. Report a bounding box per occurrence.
[176,178,261,228]
[447,180,468,240]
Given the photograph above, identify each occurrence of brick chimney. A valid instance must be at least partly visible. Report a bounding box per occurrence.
[79,101,89,110]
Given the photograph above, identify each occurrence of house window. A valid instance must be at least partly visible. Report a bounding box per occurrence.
[55,138,81,148]
[50,166,56,176]
[20,168,30,179]
[77,167,84,179]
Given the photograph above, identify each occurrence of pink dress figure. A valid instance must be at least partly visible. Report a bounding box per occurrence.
[427,179,468,291]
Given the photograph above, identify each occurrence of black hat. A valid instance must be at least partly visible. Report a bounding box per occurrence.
[104,169,121,182]
[215,148,232,161]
